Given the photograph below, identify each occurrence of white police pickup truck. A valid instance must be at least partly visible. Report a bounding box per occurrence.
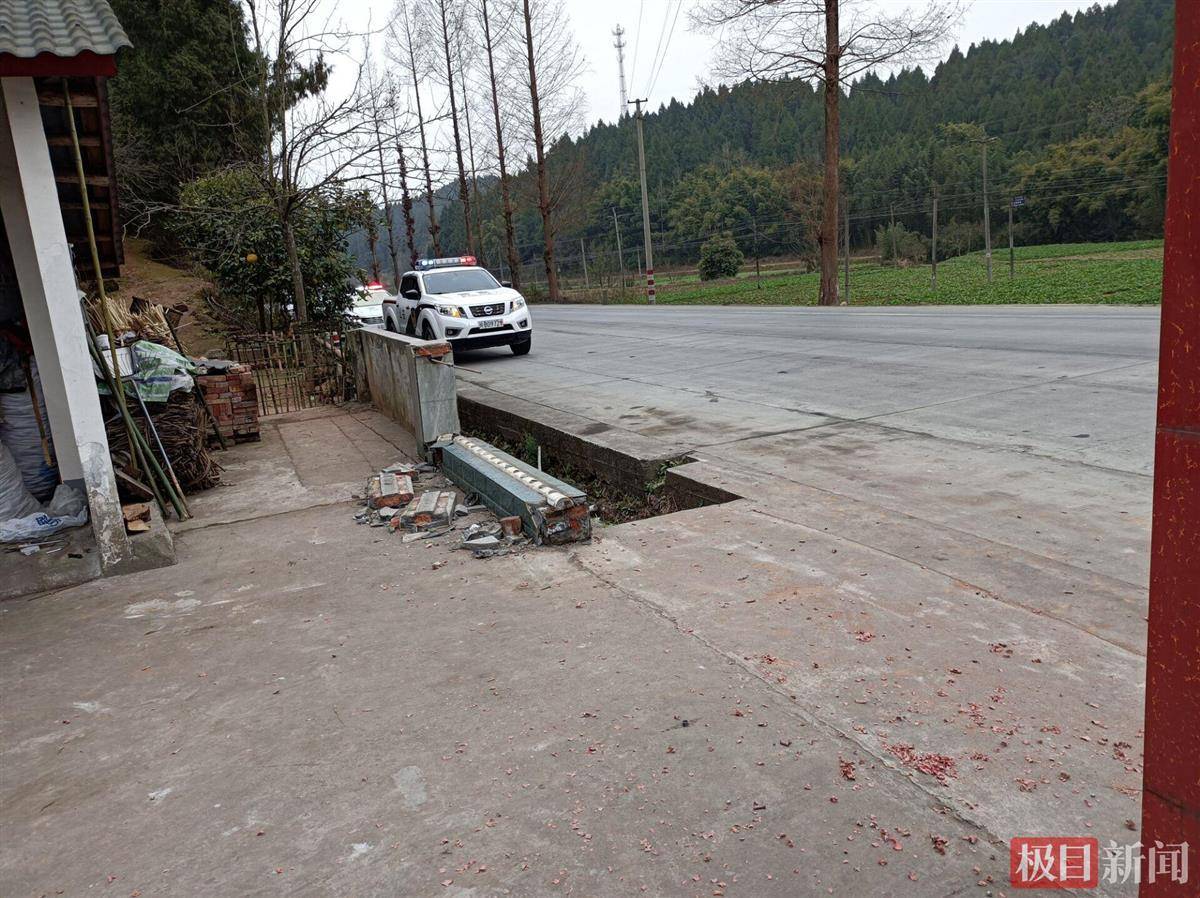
[383,256,532,355]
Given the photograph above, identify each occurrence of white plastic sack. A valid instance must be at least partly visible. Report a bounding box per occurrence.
[0,359,58,501]
[0,442,40,520]
[0,482,88,543]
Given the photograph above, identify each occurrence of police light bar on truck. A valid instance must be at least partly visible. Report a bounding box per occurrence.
[417,255,477,270]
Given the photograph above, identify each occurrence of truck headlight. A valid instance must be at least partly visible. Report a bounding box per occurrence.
[437,305,463,318]
[512,297,526,310]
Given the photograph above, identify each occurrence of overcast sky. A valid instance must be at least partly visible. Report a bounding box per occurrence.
[572,1,1117,125]
[338,1,1117,133]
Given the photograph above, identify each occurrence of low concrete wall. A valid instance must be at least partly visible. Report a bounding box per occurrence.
[348,329,460,448]
[457,382,692,494]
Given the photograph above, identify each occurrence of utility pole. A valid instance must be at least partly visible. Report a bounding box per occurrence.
[580,238,590,289]
[612,207,626,289]
[981,135,995,283]
[931,192,938,290]
[629,97,656,303]
[612,26,629,115]
[1008,198,1015,279]
[842,196,850,303]
[752,213,761,288]
[889,204,898,267]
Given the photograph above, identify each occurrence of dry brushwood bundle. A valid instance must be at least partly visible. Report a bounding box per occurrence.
[84,295,182,351]
[84,292,134,336]
[127,298,180,350]
[105,391,221,493]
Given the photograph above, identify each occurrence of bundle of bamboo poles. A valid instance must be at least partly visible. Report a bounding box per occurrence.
[62,77,191,522]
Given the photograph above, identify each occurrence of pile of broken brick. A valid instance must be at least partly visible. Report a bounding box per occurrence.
[354,461,530,558]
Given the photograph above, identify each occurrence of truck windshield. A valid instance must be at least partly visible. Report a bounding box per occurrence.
[423,269,499,294]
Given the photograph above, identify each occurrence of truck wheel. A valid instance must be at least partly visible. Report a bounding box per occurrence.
[511,335,532,356]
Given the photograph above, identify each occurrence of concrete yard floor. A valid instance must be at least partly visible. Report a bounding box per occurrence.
[2,314,1150,898]
[1,406,1019,897]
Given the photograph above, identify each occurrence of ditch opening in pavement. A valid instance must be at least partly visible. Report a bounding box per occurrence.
[461,425,694,524]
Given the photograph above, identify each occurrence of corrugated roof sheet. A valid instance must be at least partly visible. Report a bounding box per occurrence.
[0,0,130,59]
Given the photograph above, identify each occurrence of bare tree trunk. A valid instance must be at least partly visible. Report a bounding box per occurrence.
[396,138,418,269]
[376,125,399,287]
[406,14,441,255]
[456,37,484,264]
[282,214,308,323]
[818,0,840,306]
[522,0,560,300]
[439,0,475,257]
[482,0,520,288]
[368,225,382,283]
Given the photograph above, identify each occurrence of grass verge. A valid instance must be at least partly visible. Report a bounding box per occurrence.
[568,240,1163,307]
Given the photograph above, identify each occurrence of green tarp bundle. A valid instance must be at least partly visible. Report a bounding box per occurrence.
[95,340,196,403]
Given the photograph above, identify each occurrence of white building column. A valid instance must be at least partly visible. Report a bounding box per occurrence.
[0,76,130,567]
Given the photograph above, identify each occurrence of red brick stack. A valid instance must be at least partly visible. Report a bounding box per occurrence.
[196,364,260,444]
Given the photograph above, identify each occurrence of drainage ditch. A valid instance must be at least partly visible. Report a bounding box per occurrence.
[460,426,688,524]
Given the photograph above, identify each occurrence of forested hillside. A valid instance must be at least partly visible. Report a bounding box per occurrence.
[105,0,1173,316]
[415,0,1173,283]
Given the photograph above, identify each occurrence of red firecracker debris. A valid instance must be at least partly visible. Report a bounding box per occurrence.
[885,742,958,784]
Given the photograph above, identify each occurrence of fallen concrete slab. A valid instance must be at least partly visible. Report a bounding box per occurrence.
[439,435,591,544]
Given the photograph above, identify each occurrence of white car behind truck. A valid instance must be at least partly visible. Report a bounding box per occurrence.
[382,256,532,355]
[346,282,391,328]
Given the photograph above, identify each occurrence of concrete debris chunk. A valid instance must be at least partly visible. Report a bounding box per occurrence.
[401,526,454,543]
[459,533,503,550]
[458,521,531,558]
[381,462,419,476]
[400,490,457,531]
[367,472,415,509]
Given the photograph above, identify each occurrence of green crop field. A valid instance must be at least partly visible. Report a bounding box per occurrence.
[589,240,1163,307]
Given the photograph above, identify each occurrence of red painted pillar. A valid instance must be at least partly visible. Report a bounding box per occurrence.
[1140,4,1200,895]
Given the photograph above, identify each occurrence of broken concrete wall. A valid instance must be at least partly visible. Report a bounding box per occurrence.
[348,330,460,449]
[457,384,689,494]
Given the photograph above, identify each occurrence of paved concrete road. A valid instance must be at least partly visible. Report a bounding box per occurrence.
[457,305,1159,474]
[457,304,1159,587]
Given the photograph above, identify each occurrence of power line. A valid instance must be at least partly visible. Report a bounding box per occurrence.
[629,0,644,86]
[646,0,682,98]
[642,0,675,97]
